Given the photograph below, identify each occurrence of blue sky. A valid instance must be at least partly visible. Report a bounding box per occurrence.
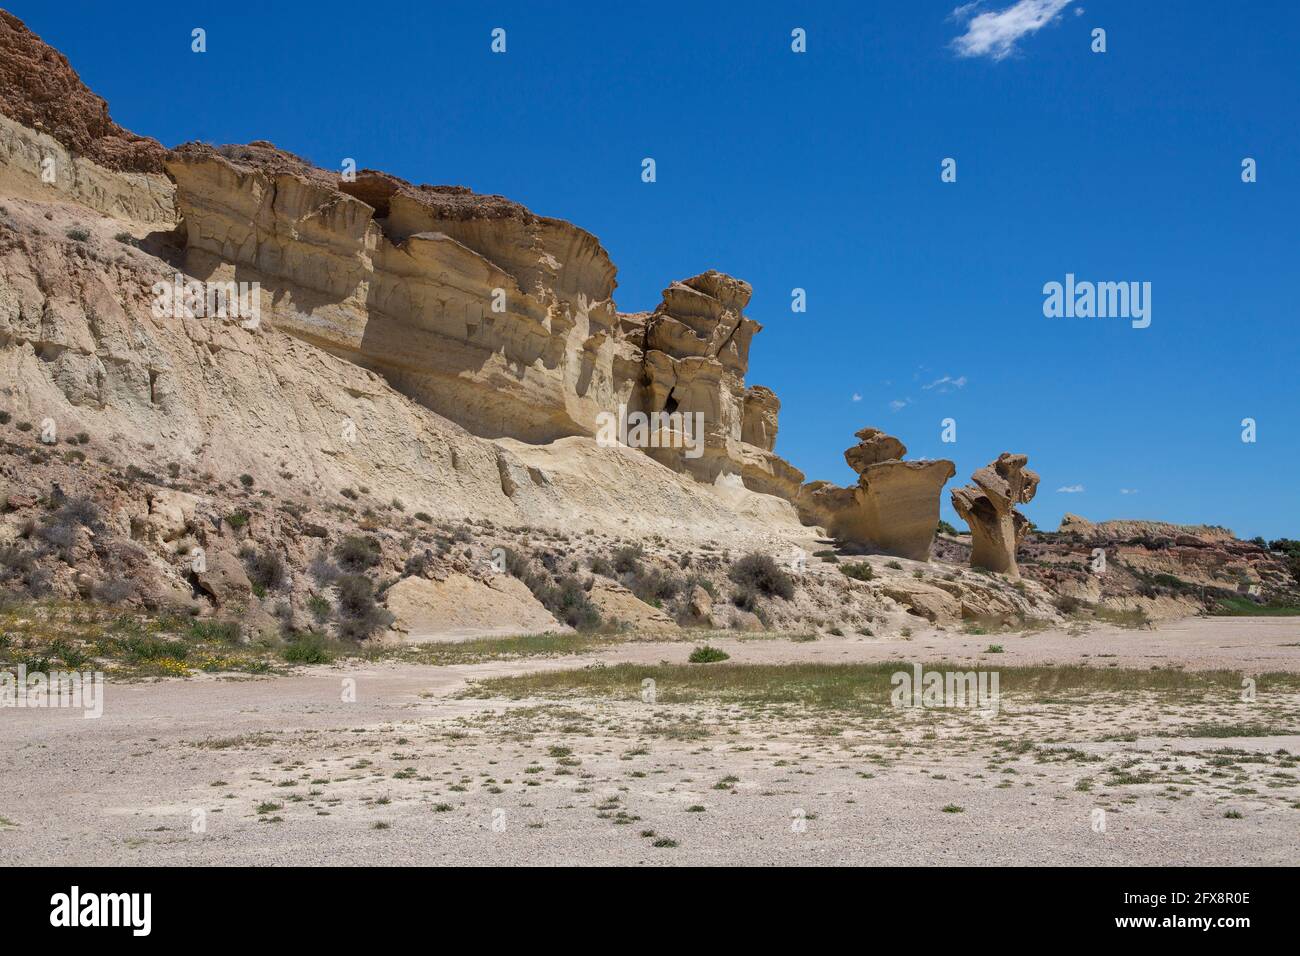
[11,1,1298,538]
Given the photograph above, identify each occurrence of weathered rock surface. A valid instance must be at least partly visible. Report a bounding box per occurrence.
[951,453,1040,577]
[587,578,676,629]
[797,429,954,561]
[165,141,637,445]
[843,427,906,472]
[0,11,169,174]
[880,578,962,623]
[638,274,795,496]
[384,572,562,642]
[192,549,251,607]
[161,141,805,504]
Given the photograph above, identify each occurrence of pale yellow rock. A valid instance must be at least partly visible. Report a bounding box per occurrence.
[0,113,175,225]
[193,550,251,608]
[384,573,562,642]
[587,578,676,630]
[951,453,1040,578]
[145,487,202,541]
[796,429,954,561]
[880,579,963,624]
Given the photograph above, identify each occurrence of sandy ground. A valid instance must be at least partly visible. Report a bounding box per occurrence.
[2,617,1298,866]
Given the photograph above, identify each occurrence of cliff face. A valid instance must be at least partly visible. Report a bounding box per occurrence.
[162,141,801,497]
[0,9,806,532]
[165,143,634,444]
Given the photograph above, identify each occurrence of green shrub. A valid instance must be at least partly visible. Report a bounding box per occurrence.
[688,645,730,664]
[612,544,644,574]
[282,632,332,664]
[334,574,394,640]
[731,584,759,612]
[241,547,286,591]
[534,574,602,631]
[729,553,795,600]
[307,595,332,624]
[627,566,680,605]
[118,632,189,663]
[334,535,381,572]
[187,619,241,643]
[66,228,90,242]
[1054,595,1084,614]
[50,639,91,668]
[841,562,874,581]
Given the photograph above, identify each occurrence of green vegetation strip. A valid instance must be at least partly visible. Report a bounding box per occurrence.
[467,661,1300,709]
[1209,597,1300,617]
[381,631,614,666]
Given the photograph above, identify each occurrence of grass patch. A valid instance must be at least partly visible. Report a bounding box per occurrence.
[384,631,614,666]
[282,632,333,664]
[466,661,1300,709]
[688,645,730,664]
[1210,597,1300,617]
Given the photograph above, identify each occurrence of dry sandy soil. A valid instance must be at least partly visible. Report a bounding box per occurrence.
[2,616,1298,866]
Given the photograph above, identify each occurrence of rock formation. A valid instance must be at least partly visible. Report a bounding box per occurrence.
[0,11,168,174]
[158,141,807,503]
[636,272,804,498]
[797,428,955,561]
[165,142,637,444]
[950,453,1040,577]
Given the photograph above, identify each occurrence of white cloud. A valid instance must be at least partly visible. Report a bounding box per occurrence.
[922,374,968,392]
[888,398,911,412]
[1120,488,1138,495]
[951,0,1073,61]
[852,392,862,402]
[1056,484,1085,493]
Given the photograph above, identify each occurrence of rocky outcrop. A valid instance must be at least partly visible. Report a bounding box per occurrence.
[162,144,807,503]
[797,428,955,561]
[0,11,173,223]
[637,272,803,498]
[950,453,1040,577]
[1057,514,1237,544]
[165,142,641,445]
[0,11,168,174]
[384,572,562,641]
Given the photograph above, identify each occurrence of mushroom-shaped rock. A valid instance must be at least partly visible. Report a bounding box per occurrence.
[950,453,1040,577]
[796,428,955,561]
